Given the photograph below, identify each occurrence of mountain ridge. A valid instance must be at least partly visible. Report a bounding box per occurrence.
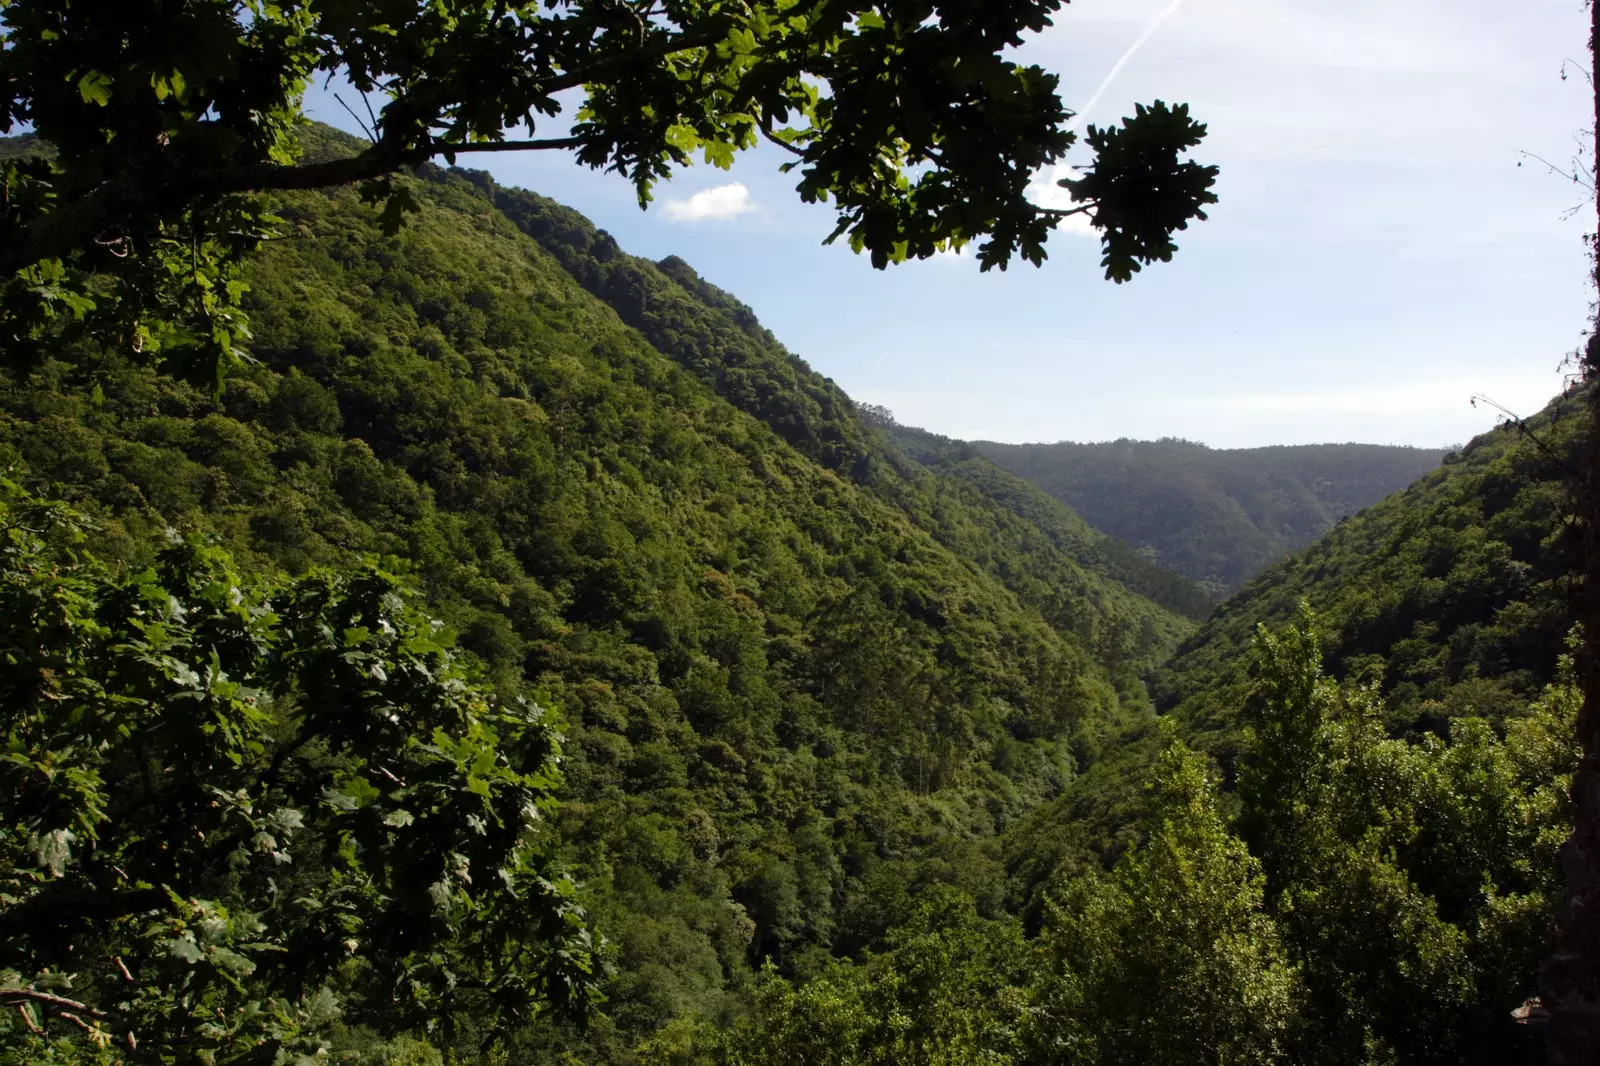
[973,435,1448,595]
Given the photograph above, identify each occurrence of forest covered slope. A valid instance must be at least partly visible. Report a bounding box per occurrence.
[978,436,1449,596]
[1,124,1584,1066]
[1154,389,1579,762]
[486,180,1210,627]
[0,127,1192,1061]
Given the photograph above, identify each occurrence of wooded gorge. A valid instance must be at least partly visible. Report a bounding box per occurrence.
[0,121,1584,1065]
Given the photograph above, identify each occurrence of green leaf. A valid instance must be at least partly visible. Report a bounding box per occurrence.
[211,947,257,977]
[77,70,113,107]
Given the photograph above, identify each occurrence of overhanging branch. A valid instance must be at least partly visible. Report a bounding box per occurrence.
[0,134,592,276]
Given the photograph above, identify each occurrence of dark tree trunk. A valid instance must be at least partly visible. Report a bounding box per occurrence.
[1542,4,1600,1061]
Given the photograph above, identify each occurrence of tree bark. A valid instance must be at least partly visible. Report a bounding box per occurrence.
[1541,4,1600,1061]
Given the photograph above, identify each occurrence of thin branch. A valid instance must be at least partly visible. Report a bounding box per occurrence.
[1520,150,1596,192]
[437,136,587,155]
[758,125,805,158]
[361,93,382,144]
[0,989,113,1021]
[539,25,723,96]
[1470,393,1580,478]
[1036,203,1094,219]
[333,93,378,144]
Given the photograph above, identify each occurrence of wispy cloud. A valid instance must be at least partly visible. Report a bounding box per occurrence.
[1022,0,1192,236]
[661,183,755,222]
[1070,0,1190,131]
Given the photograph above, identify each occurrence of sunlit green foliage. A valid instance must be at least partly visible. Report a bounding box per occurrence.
[748,613,1575,1066]
[1235,609,1575,1065]
[719,888,1031,1066]
[1034,732,1298,1066]
[1157,394,1579,758]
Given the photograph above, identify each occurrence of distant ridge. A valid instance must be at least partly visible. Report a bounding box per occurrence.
[1154,387,1580,756]
[975,436,1449,596]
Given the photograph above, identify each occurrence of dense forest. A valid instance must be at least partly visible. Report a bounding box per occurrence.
[2,127,1195,1063]
[976,436,1449,597]
[1156,391,1580,762]
[0,125,1582,1066]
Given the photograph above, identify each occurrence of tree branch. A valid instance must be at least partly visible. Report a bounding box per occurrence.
[0,989,114,1022]
[1036,203,1094,219]
[438,136,588,156]
[0,133,592,276]
[0,22,732,278]
[538,26,724,96]
[759,125,805,158]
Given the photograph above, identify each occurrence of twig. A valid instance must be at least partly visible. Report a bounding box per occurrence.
[1519,150,1595,192]
[16,1004,44,1035]
[0,989,111,1020]
[758,125,805,158]
[1470,394,1581,478]
[334,93,378,145]
[361,92,382,145]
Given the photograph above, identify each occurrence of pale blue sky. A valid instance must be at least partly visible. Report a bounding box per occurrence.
[311,0,1595,448]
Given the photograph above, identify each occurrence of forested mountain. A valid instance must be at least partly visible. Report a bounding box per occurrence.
[1155,388,1579,762]
[0,127,1192,1062]
[882,423,1215,621]
[978,436,1449,596]
[1,124,1582,1066]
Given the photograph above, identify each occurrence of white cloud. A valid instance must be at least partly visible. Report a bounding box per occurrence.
[661,183,755,222]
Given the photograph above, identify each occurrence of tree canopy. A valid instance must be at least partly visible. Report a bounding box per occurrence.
[0,0,1217,387]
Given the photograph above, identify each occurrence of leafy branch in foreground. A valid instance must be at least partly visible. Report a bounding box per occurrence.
[0,0,1216,387]
[0,478,602,1064]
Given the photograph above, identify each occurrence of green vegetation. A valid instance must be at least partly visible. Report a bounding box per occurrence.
[0,128,1210,1062]
[979,437,1448,596]
[714,615,1577,1066]
[0,479,599,1063]
[881,419,1214,621]
[1156,392,1578,760]
[0,107,1581,1066]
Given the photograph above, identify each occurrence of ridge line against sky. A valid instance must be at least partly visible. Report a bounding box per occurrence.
[308,0,1595,449]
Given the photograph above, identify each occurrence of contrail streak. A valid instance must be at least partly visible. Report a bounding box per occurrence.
[1070,0,1189,132]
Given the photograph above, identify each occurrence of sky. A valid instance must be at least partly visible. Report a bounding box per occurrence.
[311,0,1597,448]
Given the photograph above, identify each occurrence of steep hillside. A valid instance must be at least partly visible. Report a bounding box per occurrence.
[0,128,1192,1061]
[884,422,1214,621]
[486,179,1201,644]
[1154,389,1580,762]
[978,436,1448,596]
